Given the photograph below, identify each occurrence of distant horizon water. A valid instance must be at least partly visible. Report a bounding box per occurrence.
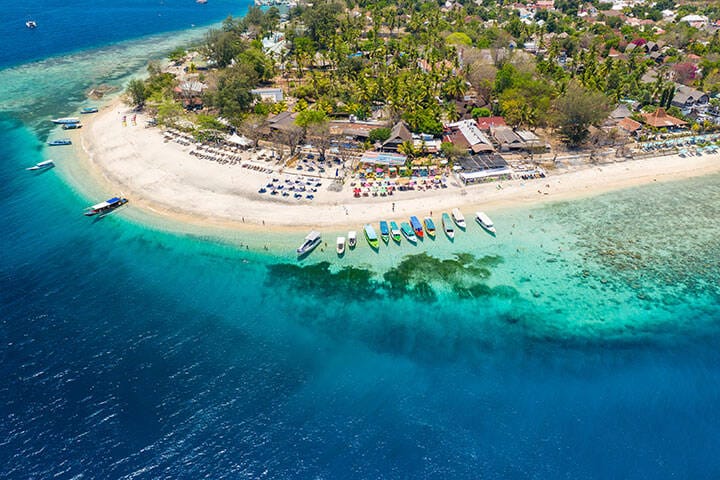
[2,3,720,478]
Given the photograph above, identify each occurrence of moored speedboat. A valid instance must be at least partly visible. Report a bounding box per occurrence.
[80,107,99,114]
[51,117,80,125]
[296,230,321,256]
[62,123,82,130]
[84,197,128,217]
[26,160,54,171]
[475,211,496,234]
[400,222,417,244]
[336,236,346,255]
[409,216,424,239]
[441,212,455,239]
[347,230,357,249]
[364,224,379,249]
[423,217,436,237]
[452,208,466,229]
[47,139,72,146]
[379,220,390,243]
[389,221,402,243]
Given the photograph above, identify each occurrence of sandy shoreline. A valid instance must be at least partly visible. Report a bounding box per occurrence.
[72,99,720,233]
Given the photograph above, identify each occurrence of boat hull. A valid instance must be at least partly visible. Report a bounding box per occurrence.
[409,217,424,239]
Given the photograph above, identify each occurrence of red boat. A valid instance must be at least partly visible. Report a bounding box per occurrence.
[409,216,424,238]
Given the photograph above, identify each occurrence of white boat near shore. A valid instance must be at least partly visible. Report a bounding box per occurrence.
[475,211,496,234]
[51,117,80,125]
[347,231,357,249]
[336,236,345,255]
[452,208,466,229]
[27,160,55,171]
[297,230,321,256]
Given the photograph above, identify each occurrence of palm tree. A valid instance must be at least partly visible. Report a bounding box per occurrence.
[397,140,416,159]
[444,102,461,122]
[443,76,467,100]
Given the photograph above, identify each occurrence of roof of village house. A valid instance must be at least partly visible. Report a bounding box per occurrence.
[267,111,298,131]
[383,121,413,146]
[610,104,632,119]
[672,83,708,106]
[640,108,687,128]
[332,121,381,138]
[176,81,207,94]
[476,116,507,130]
[617,117,642,133]
[491,125,524,146]
[515,130,541,144]
[445,119,494,153]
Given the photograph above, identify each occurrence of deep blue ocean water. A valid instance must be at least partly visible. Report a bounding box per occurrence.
[2,4,720,479]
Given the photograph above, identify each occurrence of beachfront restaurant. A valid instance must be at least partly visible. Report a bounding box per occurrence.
[456,153,512,184]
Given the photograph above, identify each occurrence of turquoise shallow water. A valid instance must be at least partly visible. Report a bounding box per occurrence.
[2,12,720,479]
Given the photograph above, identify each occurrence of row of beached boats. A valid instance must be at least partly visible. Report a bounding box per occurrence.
[29,109,126,217]
[297,210,496,256]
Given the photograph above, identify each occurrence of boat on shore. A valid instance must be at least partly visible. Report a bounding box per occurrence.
[348,231,357,249]
[80,107,98,114]
[452,208,466,229]
[379,221,390,243]
[51,117,80,125]
[84,197,128,217]
[26,160,54,171]
[296,230,321,256]
[409,216,424,239]
[47,139,72,146]
[364,224,379,249]
[62,123,82,130]
[475,211,496,234]
[389,221,402,243]
[336,236,346,255]
[441,212,455,239]
[423,217,436,237]
[400,222,417,243]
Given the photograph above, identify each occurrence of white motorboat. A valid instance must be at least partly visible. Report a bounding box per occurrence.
[336,236,346,255]
[452,208,466,229]
[27,160,55,171]
[475,211,496,234]
[297,230,321,256]
[51,117,80,125]
[347,230,357,249]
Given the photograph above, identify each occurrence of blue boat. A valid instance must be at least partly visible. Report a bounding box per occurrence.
[84,197,128,216]
[47,139,72,146]
[409,216,424,239]
[81,107,99,114]
[379,221,390,243]
[400,222,417,243]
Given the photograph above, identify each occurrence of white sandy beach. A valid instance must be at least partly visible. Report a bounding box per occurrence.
[75,100,720,232]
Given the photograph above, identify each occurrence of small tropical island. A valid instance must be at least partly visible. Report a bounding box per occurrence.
[79,0,720,229]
